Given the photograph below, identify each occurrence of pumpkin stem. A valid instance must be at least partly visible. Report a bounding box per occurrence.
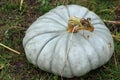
[67,16,94,33]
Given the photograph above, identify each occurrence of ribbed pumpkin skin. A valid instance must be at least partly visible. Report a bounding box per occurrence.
[23,5,114,78]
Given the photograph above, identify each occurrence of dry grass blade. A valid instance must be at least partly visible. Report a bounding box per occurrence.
[104,20,120,25]
[20,0,24,11]
[0,43,20,54]
[112,34,120,41]
[113,52,118,66]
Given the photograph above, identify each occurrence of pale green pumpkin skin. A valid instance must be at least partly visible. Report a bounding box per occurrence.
[23,5,114,78]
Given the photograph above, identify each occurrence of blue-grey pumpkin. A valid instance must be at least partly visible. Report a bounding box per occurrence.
[23,5,114,78]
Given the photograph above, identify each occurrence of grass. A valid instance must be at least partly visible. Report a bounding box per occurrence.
[0,0,120,80]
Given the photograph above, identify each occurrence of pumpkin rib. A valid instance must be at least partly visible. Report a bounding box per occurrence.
[96,36,111,64]
[26,27,60,34]
[66,5,89,18]
[93,22,105,26]
[84,11,99,19]
[93,23,110,32]
[75,34,92,69]
[85,41,101,68]
[95,29,112,38]
[84,11,105,26]
[94,28,109,34]
[26,22,66,34]
[50,10,68,23]
[82,9,89,18]
[50,33,73,77]
[36,35,60,67]
[50,34,64,74]
[49,36,59,73]
[39,17,66,28]
[23,31,62,47]
[80,34,100,69]
[91,17,102,22]
[24,34,60,66]
[94,30,111,42]
[37,35,61,72]
[45,10,68,23]
[83,12,105,26]
[93,31,113,59]
[67,34,91,76]
[87,37,105,67]
[94,29,111,36]
[49,34,66,72]
[87,32,112,65]
[66,5,72,17]
[94,27,107,32]
[91,19,104,25]
[81,10,100,21]
[67,54,74,77]
[94,27,110,33]
[67,34,74,77]
[76,33,98,69]
[67,33,93,76]
[57,33,74,77]
[82,30,113,66]
[65,6,70,17]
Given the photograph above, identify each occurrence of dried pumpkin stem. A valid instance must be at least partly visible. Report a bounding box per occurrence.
[67,16,94,33]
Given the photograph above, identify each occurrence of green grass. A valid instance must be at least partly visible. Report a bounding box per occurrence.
[1,1,19,13]
[0,0,120,80]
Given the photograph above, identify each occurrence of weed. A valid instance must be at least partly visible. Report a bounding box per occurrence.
[0,1,19,13]
[37,0,54,13]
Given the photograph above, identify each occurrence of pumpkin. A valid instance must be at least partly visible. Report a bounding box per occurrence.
[23,5,114,78]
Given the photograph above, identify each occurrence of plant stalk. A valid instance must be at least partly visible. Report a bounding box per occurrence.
[0,43,20,54]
